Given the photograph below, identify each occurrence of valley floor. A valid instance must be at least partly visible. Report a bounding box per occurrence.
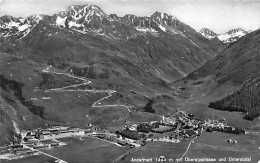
[1,63,260,163]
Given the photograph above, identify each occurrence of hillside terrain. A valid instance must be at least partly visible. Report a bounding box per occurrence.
[209,78,260,120]
[185,29,260,84]
[0,5,226,145]
[174,28,260,130]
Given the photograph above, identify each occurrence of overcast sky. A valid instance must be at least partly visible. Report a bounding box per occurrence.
[0,0,259,33]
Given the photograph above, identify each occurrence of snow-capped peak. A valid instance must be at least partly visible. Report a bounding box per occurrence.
[151,11,178,21]
[58,4,107,19]
[218,28,251,43]
[226,28,245,35]
[199,28,217,40]
[55,4,113,29]
[0,14,43,38]
[0,4,207,40]
[28,15,43,23]
[199,27,252,43]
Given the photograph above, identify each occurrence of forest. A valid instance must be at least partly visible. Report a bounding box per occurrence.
[208,79,260,120]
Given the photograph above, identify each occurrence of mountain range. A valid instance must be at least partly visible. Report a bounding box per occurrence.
[200,28,252,44]
[0,4,259,146]
[0,4,225,81]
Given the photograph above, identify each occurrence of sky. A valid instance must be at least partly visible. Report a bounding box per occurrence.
[0,0,259,33]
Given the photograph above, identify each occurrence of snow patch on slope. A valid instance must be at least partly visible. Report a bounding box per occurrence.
[12,121,20,133]
[56,16,67,27]
[158,24,166,32]
[135,26,158,33]
[201,33,215,39]
[18,24,29,31]
[6,20,20,28]
[200,28,250,43]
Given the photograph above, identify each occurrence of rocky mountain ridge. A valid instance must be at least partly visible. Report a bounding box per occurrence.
[0,4,223,81]
[1,4,205,40]
[200,27,252,43]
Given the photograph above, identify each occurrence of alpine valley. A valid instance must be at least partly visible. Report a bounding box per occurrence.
[0,4,259,163]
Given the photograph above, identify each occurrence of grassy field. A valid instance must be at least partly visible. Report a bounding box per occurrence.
[124,112,161,123]
[120,141,191,163]
[181,132,260,163]
[3,137,131,163]
[3,132,259,163]
[118,131,260,163]
[1,154,56,163]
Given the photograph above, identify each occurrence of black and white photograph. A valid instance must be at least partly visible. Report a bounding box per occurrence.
[0,0,259,162]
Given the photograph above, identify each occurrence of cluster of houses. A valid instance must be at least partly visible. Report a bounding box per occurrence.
[126,124,138,131]
[117,137,142,148]
[160,111,246,136]
[23,126,86,141]
[114,111,202,143]
[0,141,37,157]
[91,132,142,147]
[161,112,203,131]
[0,140,61,160]
[147,136,180,143]
[114,110,247,145]
[0,126,90,161]
[1,110,248,161]
[203,119,246,134]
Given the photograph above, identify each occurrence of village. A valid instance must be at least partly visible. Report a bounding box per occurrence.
[0,110,246,161]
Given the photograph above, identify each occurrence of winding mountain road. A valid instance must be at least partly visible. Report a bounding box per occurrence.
[42,66,132,113]
[91,91,132,112]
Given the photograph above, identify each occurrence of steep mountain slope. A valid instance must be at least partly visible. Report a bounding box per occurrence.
[0,5,224,144]
[0,38,47,144]
[186,28,260,84]
[209,78,260,120]
[174,28,260,128]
